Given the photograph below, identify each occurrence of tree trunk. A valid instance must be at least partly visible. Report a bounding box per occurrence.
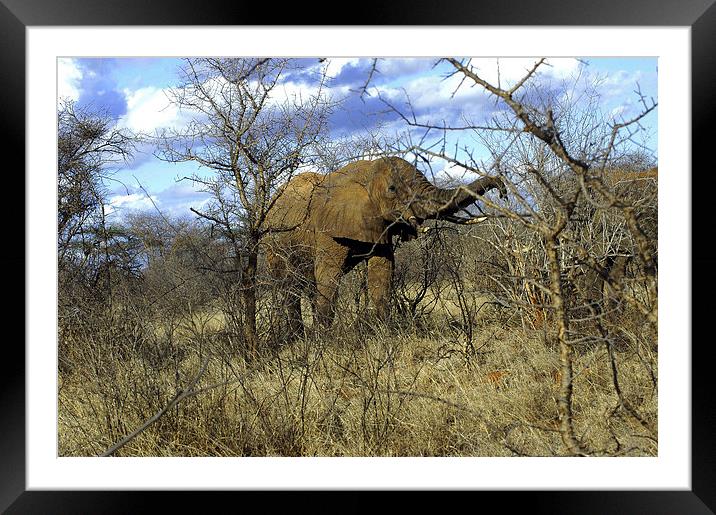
[545,234,586,456]
[242,234,259,359]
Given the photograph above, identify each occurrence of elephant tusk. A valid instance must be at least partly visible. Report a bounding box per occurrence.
[465,216,488,225]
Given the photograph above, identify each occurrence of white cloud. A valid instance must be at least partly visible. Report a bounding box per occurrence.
[375,58,582,112]
[599,69,645,99]
[319,58,435,85]
[272,80,324,105]
[157,186,212,218]
[107,192,158,215]
[376,58,436,77]
[108,182,213,219]
[118,86,189,134]
[323,58,361,78]
[58,58,82,101]
[373,73,481,114]
[424,158,488,185]
[468,58,580,87]
[117,75,333,137]
[610,105,628,119]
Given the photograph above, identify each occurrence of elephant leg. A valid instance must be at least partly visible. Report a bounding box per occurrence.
[265,238,308,340]
[313,238,349,328]
[367,245,394,321]
[285,288,304,338]
[314,265,344,328]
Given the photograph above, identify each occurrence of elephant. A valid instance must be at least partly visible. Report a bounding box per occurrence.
[262,156,507,335]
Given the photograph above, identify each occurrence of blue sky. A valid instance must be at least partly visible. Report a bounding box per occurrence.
[58,57,658,220]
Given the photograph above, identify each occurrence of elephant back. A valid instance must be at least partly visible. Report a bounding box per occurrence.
[264,172,325,233]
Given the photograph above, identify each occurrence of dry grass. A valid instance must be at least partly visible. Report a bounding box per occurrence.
[58,298,657,457]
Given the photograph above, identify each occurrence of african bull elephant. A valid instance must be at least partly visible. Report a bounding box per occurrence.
[262,156,506,335]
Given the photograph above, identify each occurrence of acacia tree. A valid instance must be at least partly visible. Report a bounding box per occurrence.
[158,58,332,356]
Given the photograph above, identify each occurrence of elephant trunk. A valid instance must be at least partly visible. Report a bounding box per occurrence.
[411,174,507,220]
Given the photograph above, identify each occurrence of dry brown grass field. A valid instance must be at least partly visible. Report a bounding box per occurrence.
[58,258,657,457]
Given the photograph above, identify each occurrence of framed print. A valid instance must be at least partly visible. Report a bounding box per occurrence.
[4,0,714,512]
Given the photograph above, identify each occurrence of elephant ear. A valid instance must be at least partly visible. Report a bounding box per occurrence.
[312,171,389,244]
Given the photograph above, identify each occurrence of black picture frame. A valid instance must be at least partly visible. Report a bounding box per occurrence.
[3,0,713,512]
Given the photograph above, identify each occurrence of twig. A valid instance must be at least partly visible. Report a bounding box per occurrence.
[100,354,210,457]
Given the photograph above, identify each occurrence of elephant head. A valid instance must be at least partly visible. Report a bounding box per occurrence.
[313,156,507,244]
